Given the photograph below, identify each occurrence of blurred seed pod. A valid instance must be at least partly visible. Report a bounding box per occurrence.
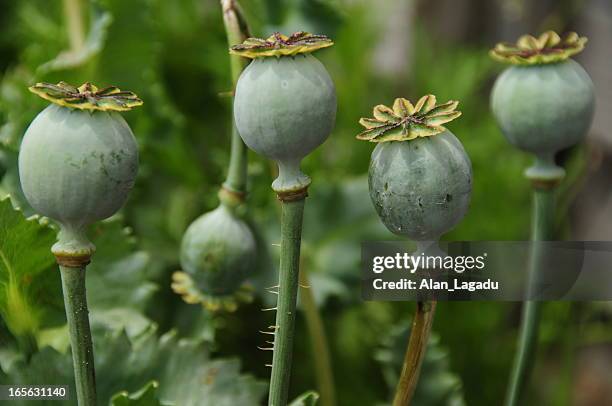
[172,204,257,312]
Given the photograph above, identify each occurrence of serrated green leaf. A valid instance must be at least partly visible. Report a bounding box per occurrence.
[0,207,159,345]
[110,381,170,406]
[0,197,57,339]
[0,346,74,406]
[85,218,158,337]
[289,391,319,406]
[0,68,38,151]
[375,325,465,406]
[3,322,266,405]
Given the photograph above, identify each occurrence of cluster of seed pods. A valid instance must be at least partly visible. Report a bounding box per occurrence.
[15,15,595,406]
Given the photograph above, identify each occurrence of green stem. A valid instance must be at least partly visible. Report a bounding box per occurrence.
[60,265,97,406]
[269,198,305,406]
[299,269,336,406]
[63,0,86,53]
[504,186,556,406]
[221,0,250,195]
[392,301,437,406]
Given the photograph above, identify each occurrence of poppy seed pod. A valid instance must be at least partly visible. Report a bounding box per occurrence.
[18,82,141,260]
[358,96,471,241]
[230,32,336,405]
[173,204,257,311]
[232,32,336,193]
[490,31,594,181]
[17,81,142,406]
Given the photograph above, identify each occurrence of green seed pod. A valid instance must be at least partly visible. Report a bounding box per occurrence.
[358,96,471,240]
[231,32,336,193]
[18,82,142,261]
[490,31,594,181]
[173,204,257,312]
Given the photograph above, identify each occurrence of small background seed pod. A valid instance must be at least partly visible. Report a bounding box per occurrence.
[490,31,595,180]
[358,95,471,241]
[231,33,337,193]
[19,82,142,258]
[172,204,257,312]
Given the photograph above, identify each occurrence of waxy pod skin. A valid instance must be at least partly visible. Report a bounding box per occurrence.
[369,130,471,241]
[19,84,140,257]
[490,31,594,181]
[233,37,336,194]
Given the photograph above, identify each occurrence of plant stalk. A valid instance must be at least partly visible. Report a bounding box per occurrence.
[63,0,86,53]
[299,269,336,406]
[393,301,437,406]
[60,265,97,406]
[221,0,251,195]
[269,198,305,406]
[504,186,556,406]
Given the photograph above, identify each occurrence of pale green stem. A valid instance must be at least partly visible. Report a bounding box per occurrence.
[299,269,336,406]
[269,198,305,406]
[60,265,97,406]
[504,186,555,406]
[63,0,86,52]
[221,0,250,195]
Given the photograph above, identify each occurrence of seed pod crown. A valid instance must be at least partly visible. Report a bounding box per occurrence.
[229,31,333,58]
[490,31,587,65]
[29,81,143,112]
[357,95,461,143]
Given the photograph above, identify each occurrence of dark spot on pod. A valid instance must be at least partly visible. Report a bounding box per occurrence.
[446,194,452,202]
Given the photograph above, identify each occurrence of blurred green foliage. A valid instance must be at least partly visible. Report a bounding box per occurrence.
[0,0,601,405]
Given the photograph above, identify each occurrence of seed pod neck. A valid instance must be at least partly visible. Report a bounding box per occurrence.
[52,223,95,267]
[525,153,565,189]
[218,186,247,215]
[414,240,444,258]
[272,159,311,196]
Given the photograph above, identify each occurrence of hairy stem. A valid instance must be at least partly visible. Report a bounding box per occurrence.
[221,0,250,195]
[63,0,86,52]
[505,186,555,406]
[269,198,305,406]
[299,269,336,406]
[393,301,437,406]
[60,265,97,406]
